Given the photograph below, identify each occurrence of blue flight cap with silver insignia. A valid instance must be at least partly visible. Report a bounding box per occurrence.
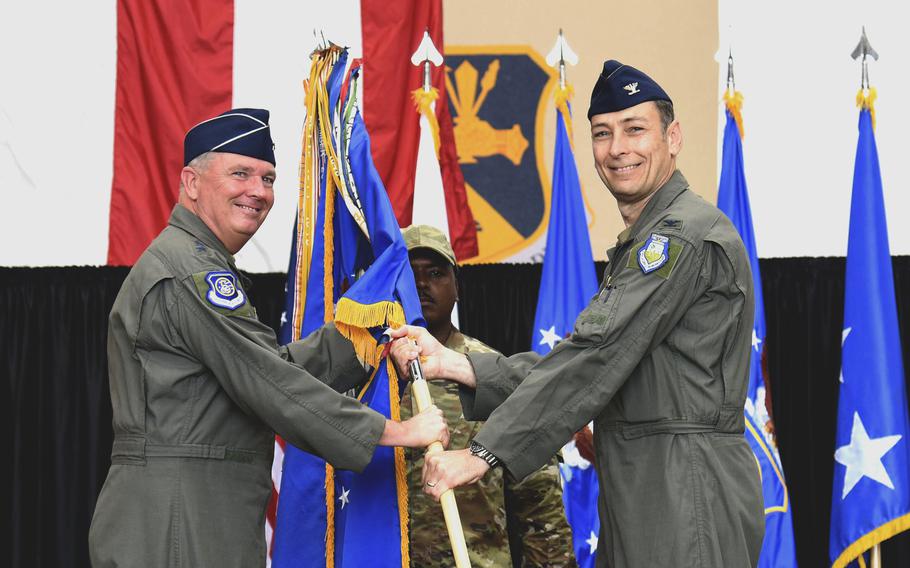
[183,108,276,166]
[587,60,672,120]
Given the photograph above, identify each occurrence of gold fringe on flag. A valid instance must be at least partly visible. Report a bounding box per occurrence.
[411,87,442,158]
[324,461,336,568]
[724,89,745,140]
[856,87,877,130]
[387,359,411,567]
[832,512,910,568]
[334,298,406,368]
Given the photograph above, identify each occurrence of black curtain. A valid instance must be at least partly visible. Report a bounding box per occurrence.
[3,259,910,567]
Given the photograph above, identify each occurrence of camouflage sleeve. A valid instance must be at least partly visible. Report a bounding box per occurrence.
[505,460,576,567]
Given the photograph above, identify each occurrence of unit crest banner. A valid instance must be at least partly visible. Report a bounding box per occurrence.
[445,46,555,263]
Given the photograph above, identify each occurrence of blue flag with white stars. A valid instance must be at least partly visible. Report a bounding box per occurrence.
[531,94,600,567]
[829,106,910,567]
[716,101,798,568]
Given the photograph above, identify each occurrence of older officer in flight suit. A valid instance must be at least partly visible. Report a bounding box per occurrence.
[88,108,448,567]
[391,61,765,567]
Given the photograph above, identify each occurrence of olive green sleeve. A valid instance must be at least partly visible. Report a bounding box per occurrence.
[474,237,711,480]
[169,277,386,473]
[279,323,370,393]
[458,351,541,421]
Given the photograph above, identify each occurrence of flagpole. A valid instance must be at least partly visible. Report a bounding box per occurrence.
[850,30,883,568]
[408,353,472,568]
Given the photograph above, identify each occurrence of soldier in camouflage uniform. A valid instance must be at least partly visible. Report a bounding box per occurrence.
[400,225,575,567]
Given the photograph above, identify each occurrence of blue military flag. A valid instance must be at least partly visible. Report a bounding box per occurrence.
[272,47,424,568]
[829,91,910,567]
[531,84,600,567]
[716,90,798,567]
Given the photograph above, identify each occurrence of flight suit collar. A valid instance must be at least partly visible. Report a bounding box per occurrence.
[168,205,248,287]
[607,170,688,264]
[615,169,689,247]
[169,204,233,259]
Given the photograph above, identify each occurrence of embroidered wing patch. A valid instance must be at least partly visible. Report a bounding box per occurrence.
[626,234,683,279]
[204,271,246,310]
[637,234,670,273]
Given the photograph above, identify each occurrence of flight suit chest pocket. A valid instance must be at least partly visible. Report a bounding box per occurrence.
[572,283,625,344]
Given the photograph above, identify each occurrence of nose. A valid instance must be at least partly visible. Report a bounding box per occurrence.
[609,132,629,158]
[247,175,272,202]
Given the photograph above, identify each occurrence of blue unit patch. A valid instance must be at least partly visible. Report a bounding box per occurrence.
[205,271,246,310]
[637,234,670,274]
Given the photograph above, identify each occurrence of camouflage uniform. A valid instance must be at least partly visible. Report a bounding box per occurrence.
[401,330,576,567]
[505,461,576,567]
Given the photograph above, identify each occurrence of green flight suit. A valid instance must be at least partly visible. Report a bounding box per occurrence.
[89,205,387,567]
[461,171,765,568]
[402,330,575,567]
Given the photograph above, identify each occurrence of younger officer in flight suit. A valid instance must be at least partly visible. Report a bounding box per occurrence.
[391,61,765,568]
[89,109,448,567]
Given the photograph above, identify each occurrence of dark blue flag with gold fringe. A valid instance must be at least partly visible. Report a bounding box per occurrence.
[273,46,424,568]
[716,90,798,568]
[829,88,910,568]
[530,83,600,567]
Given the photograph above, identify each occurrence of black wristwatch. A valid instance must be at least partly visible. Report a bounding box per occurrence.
[469,440,501,468]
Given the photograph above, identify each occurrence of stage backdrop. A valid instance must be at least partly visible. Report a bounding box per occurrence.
[4,0,910,270]
[3,260,910,567]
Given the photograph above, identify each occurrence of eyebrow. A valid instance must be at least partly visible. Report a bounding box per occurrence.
[591,114,648,129]
[231,165,276,178]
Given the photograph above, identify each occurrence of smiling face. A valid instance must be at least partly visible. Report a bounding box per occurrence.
[590,101,681,206]
[179,152,276,253]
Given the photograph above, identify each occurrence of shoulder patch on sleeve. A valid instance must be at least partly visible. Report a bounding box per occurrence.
[626,234,684,279]
[192,270,252,315]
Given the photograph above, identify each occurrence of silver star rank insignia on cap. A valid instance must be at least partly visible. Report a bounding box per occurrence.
[624,82,640,95]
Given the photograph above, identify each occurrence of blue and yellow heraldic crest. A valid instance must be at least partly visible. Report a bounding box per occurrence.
[637,234,670,273]
[205,271,246,310]
[445,46,556,262]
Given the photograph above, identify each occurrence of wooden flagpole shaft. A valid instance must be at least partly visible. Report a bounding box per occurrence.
[871,543,881,568]
[409,358,472,568]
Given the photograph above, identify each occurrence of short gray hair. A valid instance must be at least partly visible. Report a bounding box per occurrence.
[655,100,675,133]
[187,152,215,171]
[180,152,214,192]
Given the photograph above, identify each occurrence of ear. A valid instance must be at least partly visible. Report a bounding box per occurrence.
[667,120,682,157]
[180,167,201,201]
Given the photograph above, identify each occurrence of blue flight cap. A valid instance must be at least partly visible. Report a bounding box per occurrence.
[183,108,276,166]
[587,60,672,120]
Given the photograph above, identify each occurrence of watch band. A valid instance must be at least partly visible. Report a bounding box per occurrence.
[469,440,501,468]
